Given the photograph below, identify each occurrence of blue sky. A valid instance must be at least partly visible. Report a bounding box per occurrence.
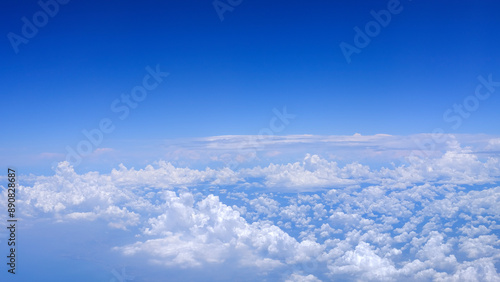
[1,0,500,173]
[1,1,500,281]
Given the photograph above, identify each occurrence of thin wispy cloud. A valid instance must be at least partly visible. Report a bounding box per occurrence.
[3,140,499,280]
[2,0,499,280]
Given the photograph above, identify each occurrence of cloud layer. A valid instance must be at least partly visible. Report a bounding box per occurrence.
[1,136,500,281]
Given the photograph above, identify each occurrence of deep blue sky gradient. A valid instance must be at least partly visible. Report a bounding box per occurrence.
[1,2,500,281]
[1,0,499,172]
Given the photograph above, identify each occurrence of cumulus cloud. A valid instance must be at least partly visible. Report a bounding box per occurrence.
[285,273,322,282]
[158,134,500,168]
[239,142,500,190]
[328,241,397,280]
[2,136,500,281]
[116,192,321,272]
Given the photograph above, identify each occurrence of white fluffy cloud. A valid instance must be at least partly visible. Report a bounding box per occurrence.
[285,273,322,282]
[116,192,322,273]
[2,136,500,280]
